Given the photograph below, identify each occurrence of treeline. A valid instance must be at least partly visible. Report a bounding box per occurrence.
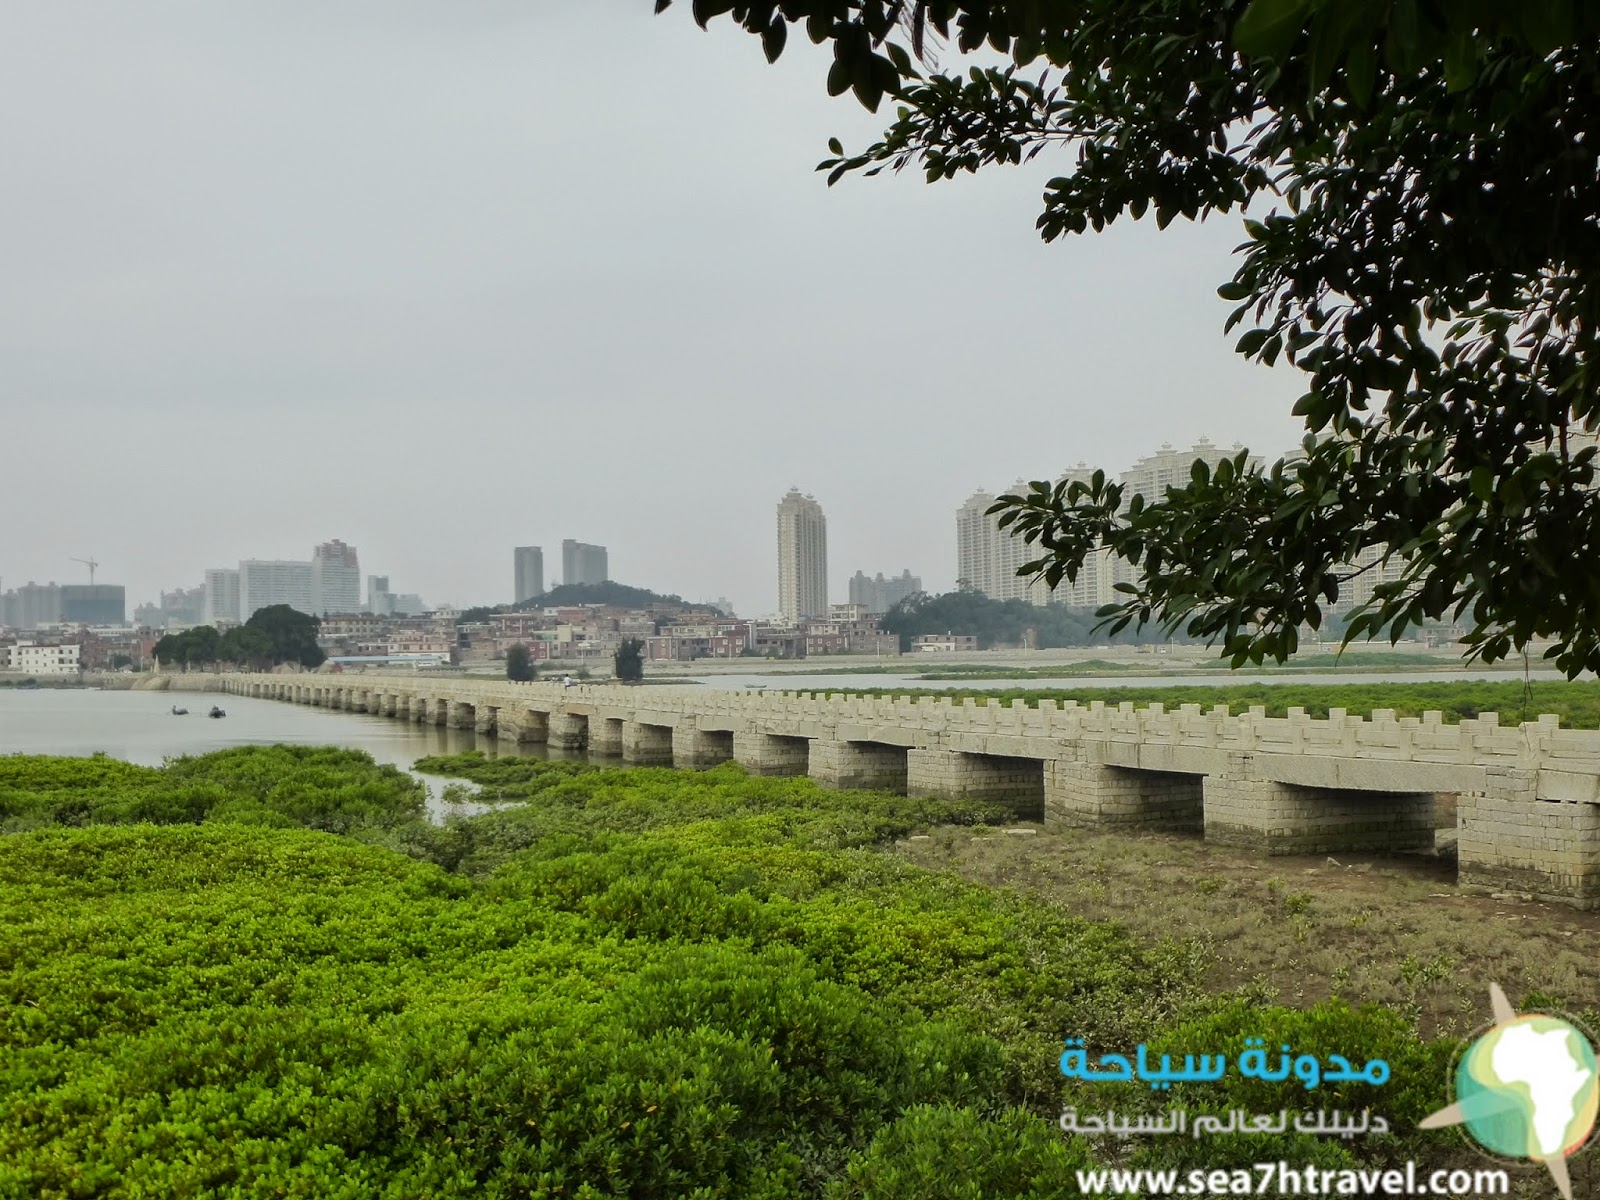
[881,590,1186,651]
[153,604,325,669]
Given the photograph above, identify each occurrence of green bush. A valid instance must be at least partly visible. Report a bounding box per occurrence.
[0,750,1462,1197]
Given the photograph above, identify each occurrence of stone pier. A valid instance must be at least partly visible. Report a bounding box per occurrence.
[809,740,908,792]
[1046,760,1203,831]
[549,712,589,751]
[1203,772,1434,854]
[673,722,734,769]
[450,701,476,731]
[499,709,549,744]
[1458,768,1600,907]
[908,749,1044,819]
[732,731,810,776]
[622,720,673,765]
[591,717,625,757]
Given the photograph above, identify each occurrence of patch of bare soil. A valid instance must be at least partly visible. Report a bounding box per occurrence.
[894,823,1600,1039]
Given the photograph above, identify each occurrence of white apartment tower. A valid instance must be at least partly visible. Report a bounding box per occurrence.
[202,568,241,625]
[560,540,608,588]
[238,560,314,621]
[956,485,1052,605]
[776,488,828,622]
[310,540,361,616]
[514,546,545,603]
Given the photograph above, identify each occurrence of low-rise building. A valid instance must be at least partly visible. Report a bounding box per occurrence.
[911,633,979,653]
[645,621,752,661]
[13,641,81,674]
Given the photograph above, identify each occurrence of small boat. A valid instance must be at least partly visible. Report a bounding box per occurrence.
[171,705,188,715]
[208,706,226,719]
[744,683,768,691]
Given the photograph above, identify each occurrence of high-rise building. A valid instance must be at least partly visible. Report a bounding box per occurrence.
[847,570,923,615]
[955,486,1051,605]
[0,582,61,630]
[239,560,313,621]
[366,575,391,615]
[514,546,545,603]
[203,569,241,625]
[1046,463,1118,609]
[777,488,828,622]
[1119,438,1259,505]
[561,540,608,587]
[60,585,125,625]
[310,540,361,616]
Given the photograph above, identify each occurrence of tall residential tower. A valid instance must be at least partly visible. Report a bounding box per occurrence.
[776,488,828,622]
[514,546,545,603]
[310,539,361,615]
[560,540,608,588]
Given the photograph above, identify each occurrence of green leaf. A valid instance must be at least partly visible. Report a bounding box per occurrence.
[826,57,851,97]
[761,15,787,63]
[1233,0,1310,60]
[1344,40,1376,108]
[1442,31,1477,92]
[1469,466,1495,503]
[1217,280,1253,301]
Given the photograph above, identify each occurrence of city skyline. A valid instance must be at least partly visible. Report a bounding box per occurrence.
[0,5,1304,620]
[0,434,1301,626]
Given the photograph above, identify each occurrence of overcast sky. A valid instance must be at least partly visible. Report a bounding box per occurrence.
[1,2,1304,617]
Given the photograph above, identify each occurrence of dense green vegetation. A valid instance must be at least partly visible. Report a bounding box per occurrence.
[505,642,536,681]
[811,679,1600,728]
[0,745,424,835]
[0,747,1479,1196]
[613,637,645,683]
[881,591,1181,651]
[153,604,326,670]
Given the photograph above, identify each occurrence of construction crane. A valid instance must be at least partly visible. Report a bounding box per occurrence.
[71,557,99,585]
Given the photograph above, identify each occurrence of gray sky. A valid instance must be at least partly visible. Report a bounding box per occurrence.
[1,2,1303,617]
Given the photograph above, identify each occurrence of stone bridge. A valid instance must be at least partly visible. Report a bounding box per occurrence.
[174,672,1600,909]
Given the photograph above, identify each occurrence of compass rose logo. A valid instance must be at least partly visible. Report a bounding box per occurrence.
[1420,984,1597,1200]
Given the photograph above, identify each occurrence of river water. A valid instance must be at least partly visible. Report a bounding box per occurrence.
[0,688,563,821]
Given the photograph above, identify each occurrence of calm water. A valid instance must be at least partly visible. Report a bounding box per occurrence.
[0,688,573,820]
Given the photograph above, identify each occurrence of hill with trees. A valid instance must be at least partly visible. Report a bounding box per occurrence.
[881,590,1184,651]
[460,583,721,624]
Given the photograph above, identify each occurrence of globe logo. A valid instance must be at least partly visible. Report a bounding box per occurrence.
[1422,985,1598,1200]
